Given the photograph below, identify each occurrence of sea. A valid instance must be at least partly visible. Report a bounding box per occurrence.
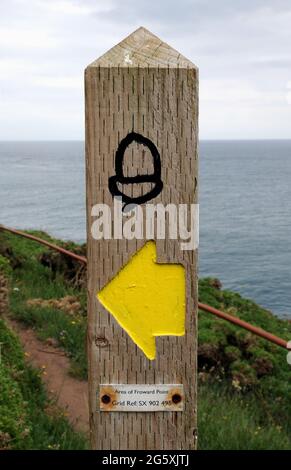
[0,140,290,318]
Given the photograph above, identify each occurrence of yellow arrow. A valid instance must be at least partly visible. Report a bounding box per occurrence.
[97,241,186,360]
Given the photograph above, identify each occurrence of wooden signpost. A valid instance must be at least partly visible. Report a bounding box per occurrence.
[85,27,198,450]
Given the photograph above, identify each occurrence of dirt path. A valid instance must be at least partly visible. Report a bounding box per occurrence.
[7,318,89,434]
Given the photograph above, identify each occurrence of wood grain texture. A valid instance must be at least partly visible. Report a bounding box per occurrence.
[85,27,198,450]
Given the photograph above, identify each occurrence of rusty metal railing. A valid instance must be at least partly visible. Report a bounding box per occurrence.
[198,302,288,349]
[0,223,289,350]
[0,225,86,264]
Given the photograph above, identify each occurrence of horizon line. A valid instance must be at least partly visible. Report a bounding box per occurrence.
[0,138,291,143]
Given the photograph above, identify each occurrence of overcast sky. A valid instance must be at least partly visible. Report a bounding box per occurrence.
[1,0,291,140]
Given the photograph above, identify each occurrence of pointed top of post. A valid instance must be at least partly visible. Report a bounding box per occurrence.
[87,26,197,69]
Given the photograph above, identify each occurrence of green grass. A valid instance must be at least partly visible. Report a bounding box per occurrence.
[1,230,291,449]
[1,231,87,379]
[0,318,88,449]
[198,278,291,429]
[198,384,290,450]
